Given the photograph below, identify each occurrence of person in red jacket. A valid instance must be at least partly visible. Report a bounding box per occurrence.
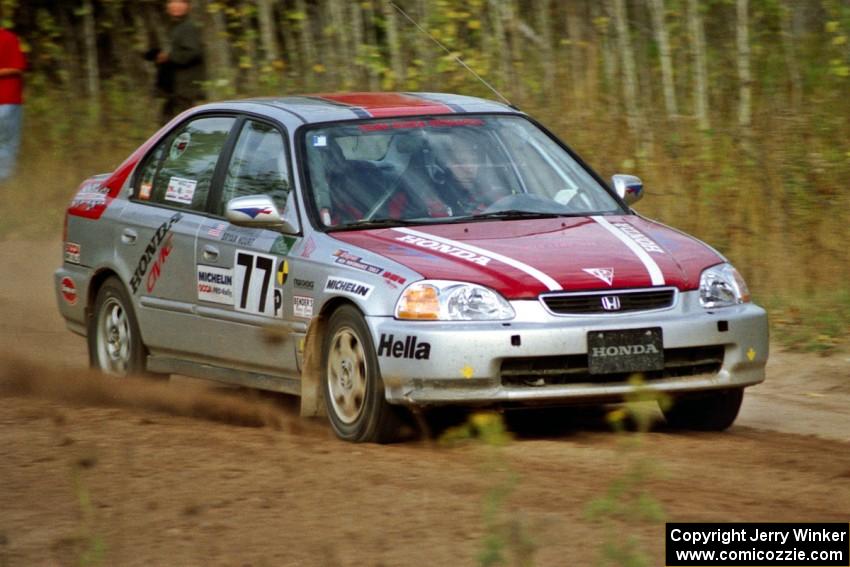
[0,26,25,182]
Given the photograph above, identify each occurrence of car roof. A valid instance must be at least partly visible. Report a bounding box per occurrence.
[219,92,518,124]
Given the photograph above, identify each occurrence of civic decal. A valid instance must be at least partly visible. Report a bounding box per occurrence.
[333,249,383,274]
[145,233,174,293]
[391,227,562,291]
[591,217,665,286]
[324,277,373,299]
[130,213,182,294]
[378,334,431,360]
[197,265,234,305]
[64,242,81,265]
[234,250,282,317]
[292,295,314,319]
[583,267,614,286]
[60,277,78,305]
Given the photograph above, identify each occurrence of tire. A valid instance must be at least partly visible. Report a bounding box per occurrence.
[88,277,150,378]
[662,388,744,431]
[322,305,401,443]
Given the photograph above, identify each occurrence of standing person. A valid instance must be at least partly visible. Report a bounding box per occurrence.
[155,0,205,122]
[0,25,26,182]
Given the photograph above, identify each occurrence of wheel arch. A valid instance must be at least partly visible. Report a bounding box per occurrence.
[86,268,124,323]
[299,296,364,418]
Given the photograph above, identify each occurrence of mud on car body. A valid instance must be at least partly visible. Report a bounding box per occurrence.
[55,92,768,442]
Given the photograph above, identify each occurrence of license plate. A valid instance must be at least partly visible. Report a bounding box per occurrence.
[587,328,664,375]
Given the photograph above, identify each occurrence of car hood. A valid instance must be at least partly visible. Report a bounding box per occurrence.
[329,216,724,299]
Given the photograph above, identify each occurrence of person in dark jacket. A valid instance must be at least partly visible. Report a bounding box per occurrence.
[151,0,206,123]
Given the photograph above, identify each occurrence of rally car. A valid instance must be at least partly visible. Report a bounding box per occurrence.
[55,92,768,442]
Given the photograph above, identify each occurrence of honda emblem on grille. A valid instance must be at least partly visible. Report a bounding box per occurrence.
[601,296,621,311]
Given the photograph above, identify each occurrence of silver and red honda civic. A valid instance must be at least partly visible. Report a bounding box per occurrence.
[54,92,768,442]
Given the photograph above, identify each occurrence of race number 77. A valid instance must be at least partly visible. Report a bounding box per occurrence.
[234,251,276,315]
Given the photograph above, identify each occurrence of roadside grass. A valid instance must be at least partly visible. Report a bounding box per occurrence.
[763,288,850,353]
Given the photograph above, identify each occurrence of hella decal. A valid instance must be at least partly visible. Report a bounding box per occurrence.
[60,277,78,305]
[130,213,182,294]
[324,277,373,299]
[64,242,81,265]
[395,234,491,266]
[378,334,431,360]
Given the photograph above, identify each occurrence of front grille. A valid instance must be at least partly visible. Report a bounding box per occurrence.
[542,288,676,315]
[500,346,724,387]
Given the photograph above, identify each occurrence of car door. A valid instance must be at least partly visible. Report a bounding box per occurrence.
[121,114,237,357]
[194,117,303,375]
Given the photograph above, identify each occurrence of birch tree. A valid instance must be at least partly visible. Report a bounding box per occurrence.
[612,0,642,136]
[687,0,710,130]
[736,0,752,132]
[81,0,100,114]
[648,0,678,118]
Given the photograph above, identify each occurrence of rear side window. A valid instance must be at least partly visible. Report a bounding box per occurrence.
[135,116,236,211]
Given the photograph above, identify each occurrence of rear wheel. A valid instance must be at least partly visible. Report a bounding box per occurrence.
[662,388,744,431]
[88,277,150,377]
[322,305,400,442]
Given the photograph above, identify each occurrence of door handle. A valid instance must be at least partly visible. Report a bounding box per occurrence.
[121,228,137,244]
[203,245,219,262]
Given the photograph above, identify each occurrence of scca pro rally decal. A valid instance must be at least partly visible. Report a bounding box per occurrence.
[378,334,431,360]
[130,213,182,294]
[324,277,373,299]
[234,251,283,317]
[394,234,491,266]
[197,266,234,305]
[333,249,384,274]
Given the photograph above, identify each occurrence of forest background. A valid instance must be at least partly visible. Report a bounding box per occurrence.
[2,0,848,350]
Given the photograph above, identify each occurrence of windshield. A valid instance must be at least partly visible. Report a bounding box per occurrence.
[301,115,623,229]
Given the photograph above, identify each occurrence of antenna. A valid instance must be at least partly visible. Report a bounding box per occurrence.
[388,1,515,108]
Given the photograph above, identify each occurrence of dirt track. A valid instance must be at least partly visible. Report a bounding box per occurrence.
[1,239,848,566]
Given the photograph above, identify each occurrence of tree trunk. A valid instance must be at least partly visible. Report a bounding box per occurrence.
[736,0,752,132]
[328,0,352,88]
[81,0,100,114]
[598,2,619,117]
[488,0,510,96]
[648,0,678,118]
[257,0,280,64]
[566,1,584,105]
[779,0,803,109]
[687,0,710,130]
[534,0,554,99]
[612,0,642,136]
[382,0,404,88]
[364,1,380,91]
[295,0,317,88]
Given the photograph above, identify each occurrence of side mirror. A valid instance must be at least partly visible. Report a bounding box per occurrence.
[225,194,300,234]
[611,174,644,206]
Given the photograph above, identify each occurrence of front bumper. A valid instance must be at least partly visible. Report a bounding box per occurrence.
[366,291,768,406]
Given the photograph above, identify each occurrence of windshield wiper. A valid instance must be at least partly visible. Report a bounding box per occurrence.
[326,218,427,231]
[455,210,574,222]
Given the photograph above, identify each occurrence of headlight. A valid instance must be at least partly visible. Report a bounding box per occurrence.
[699,263,751,308]
[395,280,515,321]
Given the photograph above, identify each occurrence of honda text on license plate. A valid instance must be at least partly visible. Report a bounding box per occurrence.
[587,328,664,374]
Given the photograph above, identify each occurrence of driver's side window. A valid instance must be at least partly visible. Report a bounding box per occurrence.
[217,120,290,215]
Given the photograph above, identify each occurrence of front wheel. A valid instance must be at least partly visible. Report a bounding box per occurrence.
[662,388,744,431]
[88,277,149,377]
[322,305,400,442]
